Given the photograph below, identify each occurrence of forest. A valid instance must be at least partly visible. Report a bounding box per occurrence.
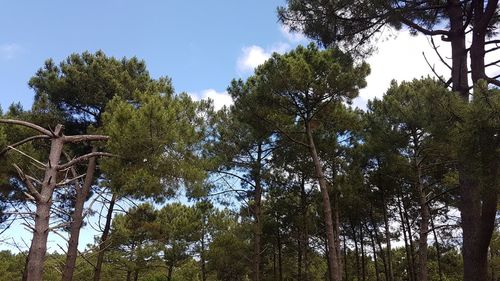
[0,1,499,281]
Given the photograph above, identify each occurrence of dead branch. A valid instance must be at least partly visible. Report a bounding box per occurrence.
[0,119,53,136]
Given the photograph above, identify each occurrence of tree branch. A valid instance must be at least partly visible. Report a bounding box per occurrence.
[0,119,53,136]
[13,164,42,201]
[0,135,50,156]
[57,152,114,170]
[63,135,110,143]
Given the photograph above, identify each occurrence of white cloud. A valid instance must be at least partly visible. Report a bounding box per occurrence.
[0,43,22,60]
[237,45,270,73]
[237,43,291,73]
[355,30,450,109]
[189,89,232,110]
[279,25,307,43]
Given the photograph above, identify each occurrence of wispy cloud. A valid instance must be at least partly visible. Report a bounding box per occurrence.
[279,25,307,43]
[0,43,22,60]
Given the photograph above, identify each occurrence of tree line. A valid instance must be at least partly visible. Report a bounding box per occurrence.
[0,1,499,281]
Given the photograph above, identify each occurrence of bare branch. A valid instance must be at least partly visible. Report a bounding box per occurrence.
[57,152,114,170]
[0,119,53,136]
[0,135,50,156]
[56,173,87,187]
[13,164,42,201]
[63,135,110,143]
[7,146,47,168]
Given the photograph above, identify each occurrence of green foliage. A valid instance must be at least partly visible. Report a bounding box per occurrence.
[28,50,172,132]
[101,91,209,199]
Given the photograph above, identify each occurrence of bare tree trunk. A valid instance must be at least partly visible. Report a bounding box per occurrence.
[93,193,117,281]
[27,135,64,281]
[61,147,98,281]
[306,123,341,281]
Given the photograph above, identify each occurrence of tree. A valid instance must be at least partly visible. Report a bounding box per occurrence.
[108,203,159,281]
[278,2,499,280]
[366,78,457,281]
[231,44,369,281]
[28,51,174,281]
[209,106,273,281]
[0,119,110,281]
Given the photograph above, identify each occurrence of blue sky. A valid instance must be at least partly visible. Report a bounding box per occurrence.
[0,0,301,111]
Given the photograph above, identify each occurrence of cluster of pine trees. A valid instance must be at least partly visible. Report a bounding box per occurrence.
[0,1,499,281]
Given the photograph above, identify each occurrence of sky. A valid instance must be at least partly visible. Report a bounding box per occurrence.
[0,1,476,252]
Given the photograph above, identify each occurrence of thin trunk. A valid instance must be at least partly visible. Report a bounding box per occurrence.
[273,245,277,281]
[133,270,139,281]
[370,210,388,281]
[381,192,393,281]
[306,123,341,281]
[298,234,302,281]
[167,263,174,281]
[252,143,263,281]
[126,271,132,281]
[93,193,117,281]
[300,175,310,281]
[402,196,416,281]
[200,223,207,281]
[27,135,64,281]
[343,233,348,281]
[398,196,413,281]
[360,224,366,281]
[369,224,381,281]
[416,164,429,281]
[352,223,361,281]
[61,147,98,281]
[430,215,444,281]
[277,229,283,281]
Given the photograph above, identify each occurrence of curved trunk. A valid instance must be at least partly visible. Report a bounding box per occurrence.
[306,124,341,281]
[93,193,117,281]
[61,147,98,281]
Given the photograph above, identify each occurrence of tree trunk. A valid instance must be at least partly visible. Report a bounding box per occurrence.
[306,123,341,281]
[352,223,361,281]
[27,136,64,281]
[430,214,444,281]
[61,147,98,281]
[167,263,174,281]
[360,224,366,281]
[93,193,117,281]
[126,270,132,281]
[398,196,413,281]
[369,224,381,281]
[200,221,207,281]
[446,0,469,99]
[402,196,417,281]
[252,143,263,281]
[277,229,283,281]
[416,158,429,281]
[381,192,393,281]
[133,270,139,281]
[343,233,349,281]
[299,175,309,280]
